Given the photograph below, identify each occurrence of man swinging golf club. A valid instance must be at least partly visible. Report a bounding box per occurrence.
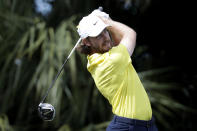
[77,9,158,131]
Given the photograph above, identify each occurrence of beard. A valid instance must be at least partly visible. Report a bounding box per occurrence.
[98,40,113,53]
[89,35,114,54]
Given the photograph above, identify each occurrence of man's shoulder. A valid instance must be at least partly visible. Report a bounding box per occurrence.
[87,44,131,70]
[110,44,128,54]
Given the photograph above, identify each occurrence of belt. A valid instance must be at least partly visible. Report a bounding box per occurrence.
[113,115,154,128]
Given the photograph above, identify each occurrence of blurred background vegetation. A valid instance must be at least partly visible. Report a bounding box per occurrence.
[0,0,196,131]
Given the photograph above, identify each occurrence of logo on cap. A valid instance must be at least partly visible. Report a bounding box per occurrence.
[93,21,98,25]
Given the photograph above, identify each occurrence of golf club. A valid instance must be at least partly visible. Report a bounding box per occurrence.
[38,38,81,121]
[38,7,104,121]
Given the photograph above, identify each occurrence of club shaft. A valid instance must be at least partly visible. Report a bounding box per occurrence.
[40,6,103,103]
[41,38,81,103]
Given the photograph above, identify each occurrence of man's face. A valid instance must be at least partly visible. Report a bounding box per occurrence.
[88,28,113,54]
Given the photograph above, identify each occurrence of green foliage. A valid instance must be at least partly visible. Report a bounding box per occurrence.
[0,114,13,131]
[0,0,110,129]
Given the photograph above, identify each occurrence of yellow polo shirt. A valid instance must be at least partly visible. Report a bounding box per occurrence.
[87,44,152,120]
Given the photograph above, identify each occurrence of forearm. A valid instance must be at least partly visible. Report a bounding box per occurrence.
[107,20,132,43]
[103,18,137,55]
[107,20,122,45]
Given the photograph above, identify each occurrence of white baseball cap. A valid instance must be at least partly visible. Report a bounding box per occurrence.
[77,15,110,39]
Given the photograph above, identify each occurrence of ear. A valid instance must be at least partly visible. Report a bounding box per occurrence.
[82,38,91,46]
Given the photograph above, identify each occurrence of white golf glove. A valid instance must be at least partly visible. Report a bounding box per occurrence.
[89,9,110,19]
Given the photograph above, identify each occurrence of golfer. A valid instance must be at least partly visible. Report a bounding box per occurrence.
[77,10,158,131]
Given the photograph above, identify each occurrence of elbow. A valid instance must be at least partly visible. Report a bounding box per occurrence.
[131,29,137,42]
[128,28,137,44]
[130,28,137,39]
[124,28,136,40]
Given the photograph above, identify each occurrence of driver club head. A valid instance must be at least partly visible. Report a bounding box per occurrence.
[38,103,55,121]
